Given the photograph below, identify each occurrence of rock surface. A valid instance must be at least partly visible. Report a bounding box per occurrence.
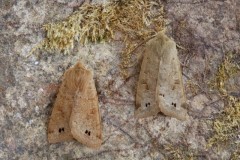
[0,0,239,159]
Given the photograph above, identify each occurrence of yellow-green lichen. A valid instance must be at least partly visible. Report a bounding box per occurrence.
[31,0,165,75]
[208,51,240,155]
[164,144,196,160]
[208,96,240,147]
[42,3,115,51]
[210,52,240,96]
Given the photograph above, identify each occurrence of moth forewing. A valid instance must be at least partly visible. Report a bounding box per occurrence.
[69,69,102,149]
[156,33,188,121]
[135,36,162,118]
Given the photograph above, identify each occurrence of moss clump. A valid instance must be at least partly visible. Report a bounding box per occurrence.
[208,52,240,155]
[210,52,239,96]
[32,0,165,75]
[42,3,115,51]
[164,144,196,160]
[208,96,240,147]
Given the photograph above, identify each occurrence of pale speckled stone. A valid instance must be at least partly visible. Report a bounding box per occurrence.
[0,0,240,159]
[191,94,209,111]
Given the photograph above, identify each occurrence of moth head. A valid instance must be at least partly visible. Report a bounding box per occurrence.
[63,63,92,93]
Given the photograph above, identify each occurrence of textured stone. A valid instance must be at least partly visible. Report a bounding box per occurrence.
[0,0,239,159]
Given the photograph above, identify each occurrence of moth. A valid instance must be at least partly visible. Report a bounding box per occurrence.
[135,32,188,120]
[48,62,102,148]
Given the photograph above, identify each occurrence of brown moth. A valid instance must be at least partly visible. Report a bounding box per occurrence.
[48,62,102,148]
[135,32,188,120]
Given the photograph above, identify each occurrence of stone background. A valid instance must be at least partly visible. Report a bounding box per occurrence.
[0,0,239,159]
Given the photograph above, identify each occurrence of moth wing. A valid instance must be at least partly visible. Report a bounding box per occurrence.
[156,33,188,121]
[135,37,162,118]
[47,95,74,143]
[69,73,102,149]
[48,62,91,143]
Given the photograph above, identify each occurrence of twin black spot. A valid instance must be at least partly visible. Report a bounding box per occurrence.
[58,127,64,133]
[145,102,151,107]
[85,130,91,136]
[171,102,176,107]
